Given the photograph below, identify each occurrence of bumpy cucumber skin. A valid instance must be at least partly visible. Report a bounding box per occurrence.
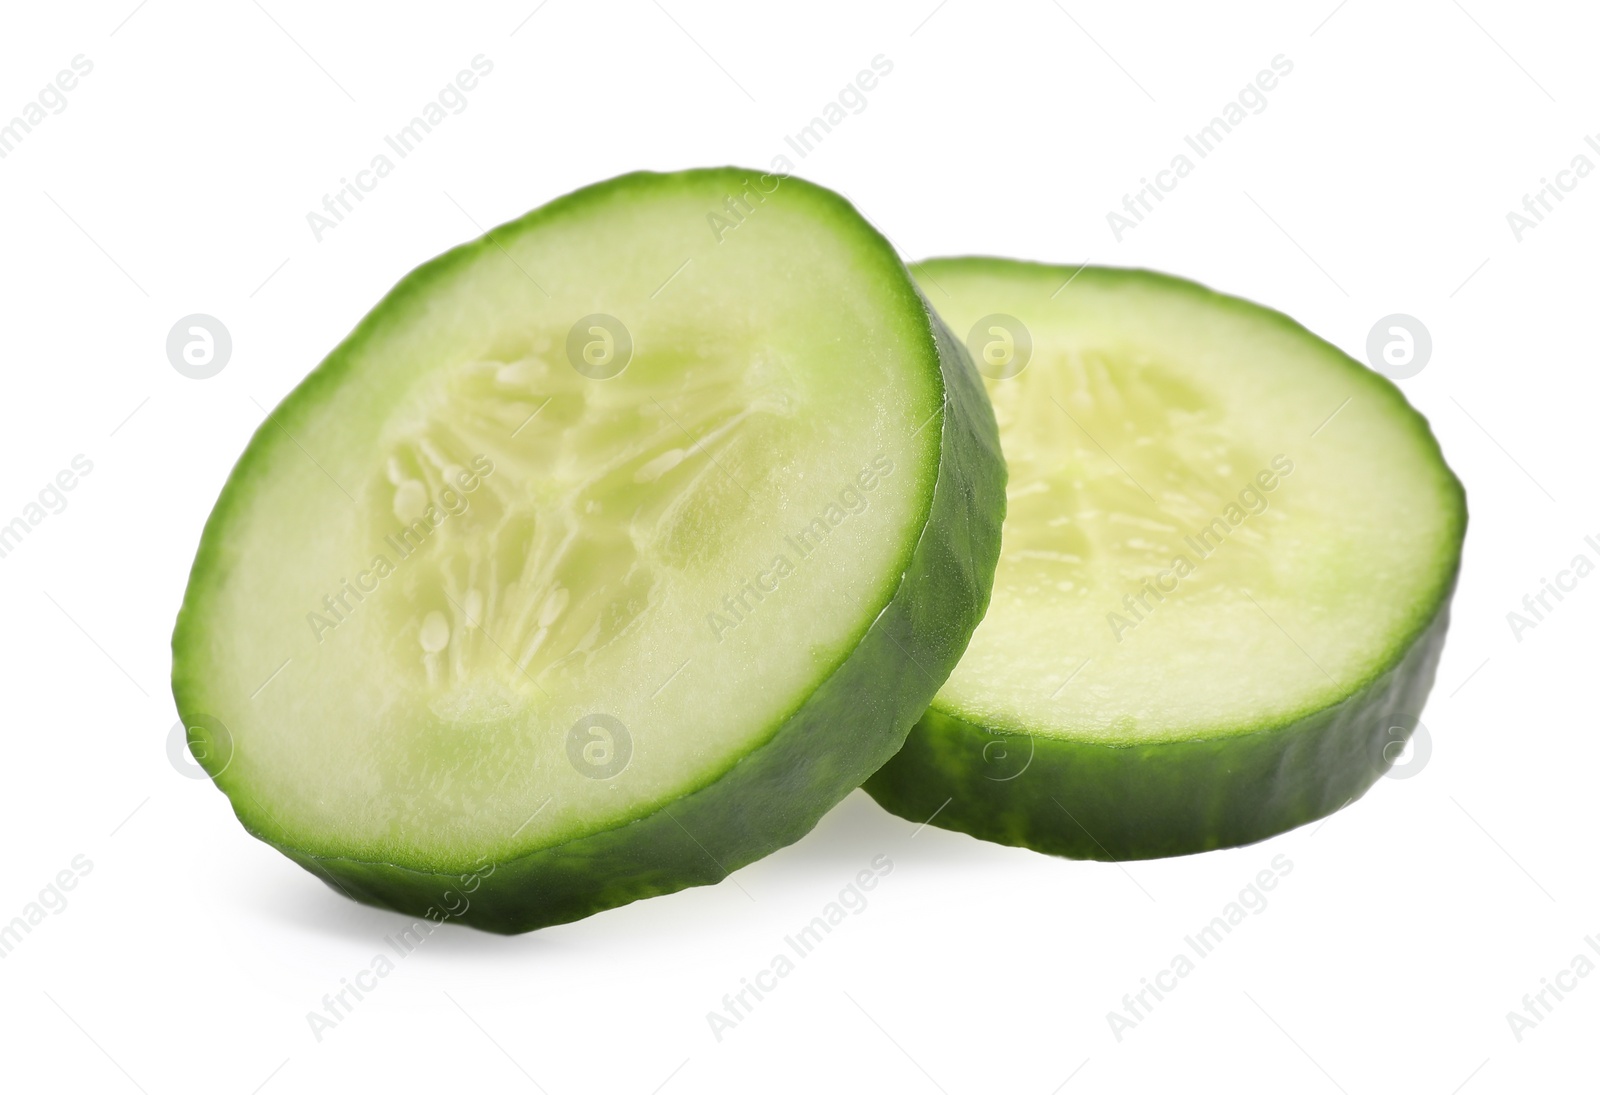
[865,598,1452,860]
[865,258,1468,860]
[174,172,1006,933]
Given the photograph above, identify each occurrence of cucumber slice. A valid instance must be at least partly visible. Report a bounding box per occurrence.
[172,171,1004,932]
[865,259,1465,860]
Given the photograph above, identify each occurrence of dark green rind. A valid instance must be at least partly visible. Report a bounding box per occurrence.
[865,597,1451,860]
[174,171,1006,932]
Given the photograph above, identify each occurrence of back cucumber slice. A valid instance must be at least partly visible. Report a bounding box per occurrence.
[865,259,1465,860]
[172,171,1004,932]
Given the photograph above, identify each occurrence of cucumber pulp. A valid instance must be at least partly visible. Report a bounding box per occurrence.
[865,259,1465,860]
[172,171,1005,931]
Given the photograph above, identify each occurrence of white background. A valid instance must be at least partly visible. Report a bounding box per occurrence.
[0,1,1593,1092]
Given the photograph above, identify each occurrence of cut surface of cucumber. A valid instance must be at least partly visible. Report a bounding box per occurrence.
[172,171,1004,931]
[865,259,1464,859]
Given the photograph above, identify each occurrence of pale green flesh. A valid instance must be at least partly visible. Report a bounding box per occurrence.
[914,259,1464,745]
[182,175,942,868]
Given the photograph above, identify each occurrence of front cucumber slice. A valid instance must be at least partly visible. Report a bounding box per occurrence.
[172,170,1004,932]
[865,258,1465,860]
